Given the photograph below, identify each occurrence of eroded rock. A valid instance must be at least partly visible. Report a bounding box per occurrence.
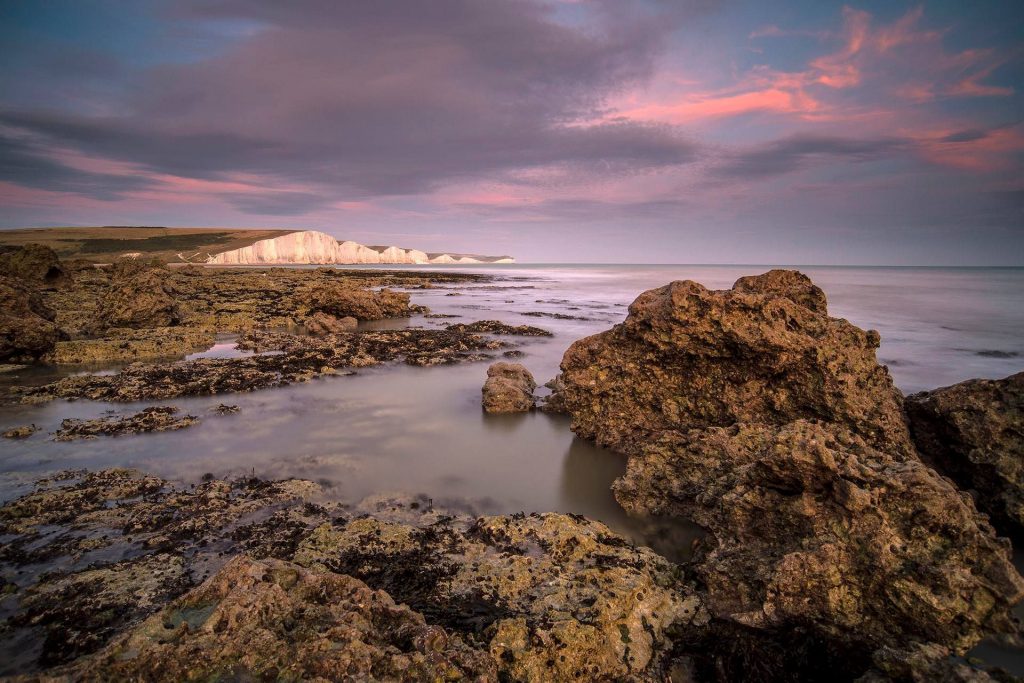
[0,243,67,286]
[906,372,1024,537]
[447,320,553,337]
[96,268,182,330]
[0,276,67,362]
[482,362,536,413]
[303,311,357,335]
[53,406,200,441]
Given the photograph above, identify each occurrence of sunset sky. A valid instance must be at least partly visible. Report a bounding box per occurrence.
[1,1,1021,264]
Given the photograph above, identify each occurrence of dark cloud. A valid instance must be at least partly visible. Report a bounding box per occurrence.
[0,0,700,209]
[0,134,153,199]
[714,134,908,180]
[940,129,989,143]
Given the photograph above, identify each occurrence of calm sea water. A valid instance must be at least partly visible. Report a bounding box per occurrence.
[0,264,1020,532]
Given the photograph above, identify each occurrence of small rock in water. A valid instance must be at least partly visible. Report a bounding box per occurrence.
[2,424,38,439]
[211,404,240,415]
[482,362,536,413]
[53,406,200,441]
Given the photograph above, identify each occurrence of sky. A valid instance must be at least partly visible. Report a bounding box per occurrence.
[0,0,1021,264]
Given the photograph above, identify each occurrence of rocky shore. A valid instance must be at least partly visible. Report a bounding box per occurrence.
[1,251,1022,682]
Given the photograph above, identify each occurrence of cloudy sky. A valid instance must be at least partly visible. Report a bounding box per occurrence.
[1,0,1021,264]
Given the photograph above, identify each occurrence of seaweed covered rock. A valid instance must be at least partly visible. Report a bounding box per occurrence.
[97,268,182,329]
[0,243,67,286]
[294,513,703,681]
[553,270,1024,678]
[295,281,415,320]
[0,275,67,362]
[554,270,912,456]
[53,406,200,441]
[906,372,1024,537]
[44,327,215,364]
[481,361,536,413]
[56,556,497,682]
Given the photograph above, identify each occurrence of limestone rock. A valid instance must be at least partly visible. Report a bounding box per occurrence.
[553,270,1024,676]
[554,270,911,457]
[482,362,536,413]
[0,275,66,362]
[0,243,67,286]
[57,556,496,681]
[295,281,414,320]
[293,512,702,681]
[303,311,357,335]
[906,372,1024,537]
[97,269,182,329]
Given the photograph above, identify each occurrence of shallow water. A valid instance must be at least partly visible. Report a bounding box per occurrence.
[1,265,1023,565]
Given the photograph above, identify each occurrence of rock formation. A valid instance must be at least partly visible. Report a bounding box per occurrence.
[97,268,182,330]
[205,229,513,265]
[482,362,536,413]
[906,372,1024,537]
[550,270,1024,678]
[0,243,67,286]
[294,281,417,320]
[303,311,358,335]
[0,276,67,362]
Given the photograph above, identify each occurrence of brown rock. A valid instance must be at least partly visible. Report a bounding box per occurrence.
[482,362,536,413]
[53,406,200,441]
[2,424,38,439]
[296,281,414,320]
[55,556,496,682]
[554,270,912,457]
[553,270,1024,677]
[0,276,67,362]
[97,269,181,329]
[906,372,1024,537]
[303,311,357,335]
[0,243,67,286]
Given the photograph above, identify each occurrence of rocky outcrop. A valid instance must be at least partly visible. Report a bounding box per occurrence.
[447,320,552,336]
[53,406,200,441]
[205,229,512,265]
[293,281,417,320]
[482,362,536,413]
[552,270,1024,678]
[45,327,214,364]
[303,311,357,335]
[0,276,67,362]
[0,243,67,285]
[97,268,182,330]
[906,372,1024,537]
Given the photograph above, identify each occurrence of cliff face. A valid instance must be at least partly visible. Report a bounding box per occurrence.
[207,230,513,265]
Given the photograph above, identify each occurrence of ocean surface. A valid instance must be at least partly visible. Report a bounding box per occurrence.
[1,263,1023,668]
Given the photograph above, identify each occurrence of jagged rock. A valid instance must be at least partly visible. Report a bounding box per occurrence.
[857,642,1005,682]
[0,243,67,286]
[97,269,182,329]
[0,275,67,362]
[481,362,536,413]
[52,556,496,682]
[906,372,1024,537]
[294,513,702,681]
[53,406,200,441]
[295,281,415,320]
[616,421,1024,664]
[553,270,1024,678]
[303,311,357,335]
[554,270,912,457]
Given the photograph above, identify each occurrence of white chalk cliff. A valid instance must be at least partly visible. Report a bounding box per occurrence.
[206,230,513,265]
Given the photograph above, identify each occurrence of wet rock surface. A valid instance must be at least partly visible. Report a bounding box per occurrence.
[0,469,699,681]
[2,424,38,439]
[552,270,1024,680]
[43,327,215,364]
[52,406,200,441]
[906,372,1024,538]
[447,319,553,337]
[482,362,537,413]
[0,276,67,363]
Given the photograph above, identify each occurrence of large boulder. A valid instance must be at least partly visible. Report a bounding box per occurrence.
[0,243,67,286]
[97,269,182,329]
[482,361,536,413]
[554,270,912,457]
[906,372,1024,537]
[295,281,413,320]
[0,276,66,362]
[552,270,1024,678]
